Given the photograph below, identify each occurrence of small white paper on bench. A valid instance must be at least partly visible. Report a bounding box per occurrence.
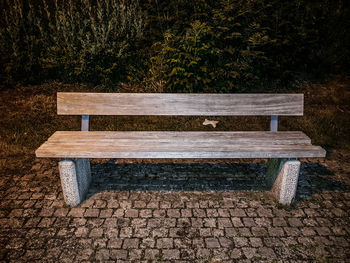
[203,119,219,128]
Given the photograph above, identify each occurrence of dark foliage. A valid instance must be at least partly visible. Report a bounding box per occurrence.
[0,0,349,91]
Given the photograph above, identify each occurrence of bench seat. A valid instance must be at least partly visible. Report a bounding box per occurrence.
[36,131,326,159]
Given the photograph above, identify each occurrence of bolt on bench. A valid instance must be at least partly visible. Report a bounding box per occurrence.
[35,93,326,206]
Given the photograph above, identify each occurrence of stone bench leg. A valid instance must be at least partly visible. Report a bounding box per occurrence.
[58,158,91,206]
[266,158,301,205]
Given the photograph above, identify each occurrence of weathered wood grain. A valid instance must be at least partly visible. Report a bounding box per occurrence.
[36,131,326,158]
[48,131,312,144]
[57,93,304,116]
[35,144,326,158]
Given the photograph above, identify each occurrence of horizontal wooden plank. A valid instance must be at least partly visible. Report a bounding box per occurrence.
[35,145,326,158]
[36,131,325,158]
[57,93,304,116]
[48,131,311,144]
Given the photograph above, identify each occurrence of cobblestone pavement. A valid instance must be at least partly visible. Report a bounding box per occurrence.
[0,158,349,262]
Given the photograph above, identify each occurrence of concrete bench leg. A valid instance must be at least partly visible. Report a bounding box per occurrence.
[266,158,301,205]
[58,158,91,206]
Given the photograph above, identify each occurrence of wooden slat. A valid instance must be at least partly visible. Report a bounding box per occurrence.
[35,131,326,158]
[48,131,311,144]
[35,143,326,158]
[57,93,304,116]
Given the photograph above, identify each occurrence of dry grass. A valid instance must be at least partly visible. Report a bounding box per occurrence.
[0,76,349,175]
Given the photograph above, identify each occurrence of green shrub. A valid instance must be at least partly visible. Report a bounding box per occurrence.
[147,21,219,92]
[145,0,349,92]
[0,0,348,90]
[147,1,272,93]
[0,0,144,86]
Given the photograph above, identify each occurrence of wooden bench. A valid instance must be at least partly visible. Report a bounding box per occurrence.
[36,93,326,206]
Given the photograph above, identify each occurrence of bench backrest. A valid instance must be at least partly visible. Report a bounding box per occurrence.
[57,92,303,132]
[57,93,303,116]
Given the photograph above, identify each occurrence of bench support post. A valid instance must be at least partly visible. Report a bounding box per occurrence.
[270,115,278,132]
[58,158,91,206]
[81,115,89,131]
[266,158,300,205]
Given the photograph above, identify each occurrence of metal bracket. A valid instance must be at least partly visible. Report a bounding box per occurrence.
[81,115,89,131]
[270,115,278,132]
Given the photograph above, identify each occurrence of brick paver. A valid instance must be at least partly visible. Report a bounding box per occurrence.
[0,158,349,262]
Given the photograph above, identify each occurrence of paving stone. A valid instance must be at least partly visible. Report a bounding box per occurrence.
[230,208,246,217]
[243,217,256,227]
[251,226,268,237]
[140,209,152,218]
[99,209,113,218]
[167,209,180,218]
[254,217,272,227]
[315,226,332,236]
[301,227,316,236]
[191,218,203,227]
[153,209,166,217]
[5,238,25,249]
[288,217,303,227]
[199,228,211,237]
[256,208,273,217]
[249,237,263,247]
[110,249,128,260]
[124,209,139,218]
[107,200,119,208]
[84,208,100,217]
[230,248,242,259]
[231,217,244,227]
[147,201,159,209]
[75,249,93,260]
[237,227,252,237]
[144,249,160,260]
[129,249,143,260]
[93,200,107,209]
[303,217,319,226]
[273,217,288,227]
[140,238,155,248]
[268,227,285,237]
[225,227,237,237]
[156,238,173,248]
[89,228,103,237]
[68,208,85,217]
[2,158,350,262]
[153,228,168,237]
[205,238,220,248]
[54,208,69,217]
[218,218,232,228]
[217,208,230,217]
[257,247,277,259]
[283,227,301,236]
[163,249,180,260]
[112,209,124,217]
[218,237,233,248]
[178,218,191,228]
[108,239,123,248]
[242,247,257,259]
[192,208,206,217]
[24,218,40,228]
[95,249,110,261]
[75,227,89,237]
[212,228,224,237]
[119,227,133,238]
[8,209,23,217]
[233,237,248,247]
[204,218,216,228]
[123,238,139,248]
